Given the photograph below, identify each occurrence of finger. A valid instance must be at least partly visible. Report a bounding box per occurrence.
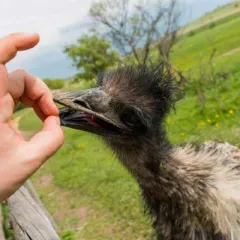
[20,95,47,121]
[0,33,39,97]
[8,69,59,116]
[0,65,9,97]
[0,33,39,64]
[24,116,64,167]
[33,103,47,121]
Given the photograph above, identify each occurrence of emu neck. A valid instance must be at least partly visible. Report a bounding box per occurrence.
[106,129,172,185]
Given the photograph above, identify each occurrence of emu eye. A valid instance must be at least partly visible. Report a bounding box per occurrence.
[120,109,140,127]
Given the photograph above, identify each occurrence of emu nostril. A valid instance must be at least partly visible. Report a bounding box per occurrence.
[73,99,91,110]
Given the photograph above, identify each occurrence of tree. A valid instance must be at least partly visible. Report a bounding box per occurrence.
[89,0,180,68]
[64,35,119,81]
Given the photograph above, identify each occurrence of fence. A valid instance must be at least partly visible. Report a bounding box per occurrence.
[1,180,60,240]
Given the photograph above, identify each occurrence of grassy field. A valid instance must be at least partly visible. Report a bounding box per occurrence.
[183,0,240,32]
[172,12,240,69]
[12,2,240,240]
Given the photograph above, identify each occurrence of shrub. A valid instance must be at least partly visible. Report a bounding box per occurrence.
[209,22,216,29]
[188,31,196,37]
[43,79,65,90]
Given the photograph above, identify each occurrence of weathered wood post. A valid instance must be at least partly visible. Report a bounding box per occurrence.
[7,180,60,240]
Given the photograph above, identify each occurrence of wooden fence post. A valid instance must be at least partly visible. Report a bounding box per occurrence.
[7,181,60,240]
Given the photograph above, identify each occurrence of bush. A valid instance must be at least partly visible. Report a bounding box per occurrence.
[209,22,216,29]
[43,79,65,90]
[188,30,196,37]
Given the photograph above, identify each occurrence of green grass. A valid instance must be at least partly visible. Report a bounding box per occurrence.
[167,79,240,146]
[184,11,240,37]
[213,49,240,74]
[14,108,42,132]
[183,48,240,81]
[172,14,240,69]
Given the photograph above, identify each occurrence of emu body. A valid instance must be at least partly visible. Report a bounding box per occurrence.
[54,65,240,240]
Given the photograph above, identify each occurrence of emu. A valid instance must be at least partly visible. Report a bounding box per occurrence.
[54,64,240,240]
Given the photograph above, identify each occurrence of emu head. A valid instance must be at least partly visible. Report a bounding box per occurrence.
[54,64,179,143]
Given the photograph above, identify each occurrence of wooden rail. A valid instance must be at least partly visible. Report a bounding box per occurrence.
[1,180,60,240]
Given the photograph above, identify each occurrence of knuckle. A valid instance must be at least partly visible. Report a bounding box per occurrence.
[12,69,27,77]
[41,80,51,92]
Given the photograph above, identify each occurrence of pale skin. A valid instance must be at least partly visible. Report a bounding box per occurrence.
[0,33,64,202]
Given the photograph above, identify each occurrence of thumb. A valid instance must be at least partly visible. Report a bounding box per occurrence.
[26,116,64,166]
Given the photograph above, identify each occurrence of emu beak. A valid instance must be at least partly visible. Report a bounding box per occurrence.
[53,89,126,136]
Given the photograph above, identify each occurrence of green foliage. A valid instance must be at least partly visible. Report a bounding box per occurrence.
[209,22,216,28]
[2,204,14,239]
[64,35,119,81]
[43,79,65,90]
[188,30,196,37]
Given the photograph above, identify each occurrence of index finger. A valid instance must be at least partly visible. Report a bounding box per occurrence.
[0,33,40,97]
[0,33,40,64]
[8,69,59,118]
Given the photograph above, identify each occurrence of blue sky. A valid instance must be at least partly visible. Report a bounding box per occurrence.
[0,0,235,79]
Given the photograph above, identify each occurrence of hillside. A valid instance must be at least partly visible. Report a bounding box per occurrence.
[173,11,240,71]
[13,2,240,240]
[182,0,240,34]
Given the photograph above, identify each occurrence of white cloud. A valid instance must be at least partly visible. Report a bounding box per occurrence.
[0,0,92,74]
[0,0,92,45]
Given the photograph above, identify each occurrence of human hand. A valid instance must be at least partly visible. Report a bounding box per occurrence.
[0,33,64,201]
